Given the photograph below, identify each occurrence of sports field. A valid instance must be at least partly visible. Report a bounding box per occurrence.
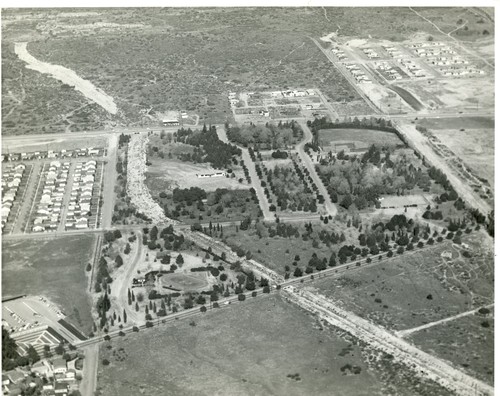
[319,128,403,150]
[2,234,96,335]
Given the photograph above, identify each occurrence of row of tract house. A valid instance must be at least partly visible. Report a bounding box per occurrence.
[1,164,26,231]
[65,160,98,230]
[344,63,372,84]
[3,356,82,396]
[1,147,103,163]
[32,161,69,232]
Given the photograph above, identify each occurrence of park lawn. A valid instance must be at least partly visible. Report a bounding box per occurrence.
[96,294,446,396]
[307,233,493,332]
[409,312,494,386]
[2,234,96,335]
[221,221,360,276]
[319,128,403,148]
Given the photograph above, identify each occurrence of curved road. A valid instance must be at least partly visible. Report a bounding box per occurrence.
[296,121,338,217]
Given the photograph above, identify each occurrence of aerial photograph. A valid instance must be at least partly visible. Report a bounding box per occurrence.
[0,5,495,396]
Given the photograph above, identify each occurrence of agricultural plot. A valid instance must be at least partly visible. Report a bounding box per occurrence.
[2,234,96,335]
[1,163,32,234]
[307,233,493,333]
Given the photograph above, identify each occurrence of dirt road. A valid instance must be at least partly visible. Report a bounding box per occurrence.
[396,303,495,338]
[15,42,118,115]
[396,121,491,215]
[284,287,494,396]
[296,121,338,217]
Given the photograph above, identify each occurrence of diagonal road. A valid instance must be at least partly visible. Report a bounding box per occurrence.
[296,121,337,217]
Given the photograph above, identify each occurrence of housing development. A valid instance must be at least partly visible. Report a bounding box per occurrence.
[1,7,495,396]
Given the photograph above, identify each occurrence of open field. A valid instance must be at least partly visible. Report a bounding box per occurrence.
[430,128,494,189]
[2,41,115,136]
[408,311,494,385]
[417,116,494,130]
[2,135,108,154]
[145,160,248,194]
[416,117,494,191]
[319,128,404,150]
[2,234,95,335]
[12,8,362,128]
[159,271,209,292]
[307,232,493,333]
[96,294,450,396]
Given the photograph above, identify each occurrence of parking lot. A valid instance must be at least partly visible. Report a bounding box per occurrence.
[2,296,84,345]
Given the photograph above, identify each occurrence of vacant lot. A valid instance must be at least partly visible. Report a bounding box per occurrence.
[2,135,108,154]
[308,233,493,332]
[145,160,248,196]
[417,116,494,130]
[319,128,403,150]
[409,312,494,385]
[2,234,96,334]
[417,117,494,188]
[97,294,449,396]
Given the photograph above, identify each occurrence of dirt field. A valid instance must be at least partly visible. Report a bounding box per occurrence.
[2,234,96,334]
[416,117,494,188]
[96,294,450,396]
[145,160,249,195]
[2,135,108,154]
[308,233,493,332]
[319,128,403,150]
[408,312,494,385]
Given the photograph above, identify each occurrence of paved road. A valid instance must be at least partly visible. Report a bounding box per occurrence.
[11,162,39,234]
[57,162,76,232]
[73,288,272,349]
[310,37,381,115]
[396,120,491,215]
[296,121,337,217]
[100,134,118,228]
[216,127,274,221]
[79,344,98,396]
